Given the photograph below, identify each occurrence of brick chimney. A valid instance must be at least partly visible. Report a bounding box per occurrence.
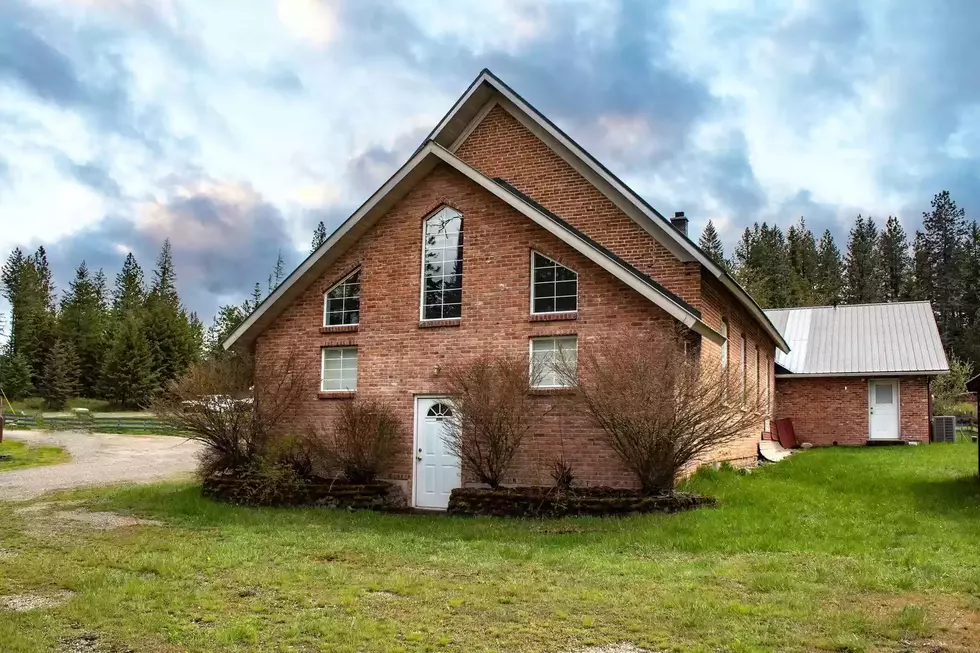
[671,211,689,237]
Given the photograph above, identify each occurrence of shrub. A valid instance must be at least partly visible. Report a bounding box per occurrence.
[442,353,538,489]
[558,330,765,494]
[314,398,401,483]
[152,351,312,479]
[550,456,575,493]
[204,457,310,506]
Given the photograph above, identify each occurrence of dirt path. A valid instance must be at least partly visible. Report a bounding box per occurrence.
[0,430,203,501]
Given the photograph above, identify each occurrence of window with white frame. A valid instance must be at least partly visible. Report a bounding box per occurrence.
[739,333,747,401]
[421,206,463,321]
[720,317,729,371]
[321,346,357,392]
[323,269,360,326]
[530,336,577,388]
[531,252,577,314]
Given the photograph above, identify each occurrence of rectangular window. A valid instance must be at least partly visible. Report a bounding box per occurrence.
[755,345,760,402]
[530,336,577,388]
[765,354,771,411]
[720,317,728,371]
[740,333,747,402]
[321,346,357,392]
[323,269,360,326]
[531,252,578,314]
[421,207,463,321]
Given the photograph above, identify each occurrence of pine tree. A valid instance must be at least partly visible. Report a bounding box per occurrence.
[0,347,34,401]
[1,247,58,390]
[959,221,980,369]
[910,231,930,301]
[787,217,819,305]
[312,221,327,252]
[845,215,882,303]
[100,315,157,409]
[922,190,968,351]
[205,304,249,358]
[144,240,198,387]
[877,216,911,302]
[40,339,80,410]
[268,249,286,294]
[112,253,145,315]
[814,230,844,305]
[698,220,726,269]
[59,261,108,397]
[733,223,793,308]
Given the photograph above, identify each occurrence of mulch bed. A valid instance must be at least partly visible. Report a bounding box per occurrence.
[202,475,400,510]
[447,486,716,518]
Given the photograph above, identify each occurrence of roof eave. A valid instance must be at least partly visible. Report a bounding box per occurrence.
[775,370,950,379]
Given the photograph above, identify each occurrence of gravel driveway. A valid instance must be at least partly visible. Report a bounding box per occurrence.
[0,430,203,501]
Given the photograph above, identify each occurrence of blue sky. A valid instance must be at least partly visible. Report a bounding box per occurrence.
[2,0,980,325]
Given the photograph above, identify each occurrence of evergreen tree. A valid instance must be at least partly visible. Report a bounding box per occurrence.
[814,230,844,305]
[40,339,80,410]
[249,282,263,312]
[0,347,34,401]
[312,221,327,252]
[698,220,726,269]
[959,221,980,369]
[787,217,819,305]
[205,303,249,358]
[921,190,968,351]
[877,216,911,302]
[733,223,793,308]
[112,253,146,315]
[1,247,58,389]
[144,240,198,387]
[844,215,882,303]
[268,249,285,294]
[59,262,108,397]
[910,231,931,301]
[100,315,157,409]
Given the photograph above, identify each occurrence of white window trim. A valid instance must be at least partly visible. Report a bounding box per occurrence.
[419,205,464,323]
[529,250,579,316]
[720,317,729,371]
[739,333,747,401]
[529,335,578,389]
[322,268,361,327]
[320,346,358,392]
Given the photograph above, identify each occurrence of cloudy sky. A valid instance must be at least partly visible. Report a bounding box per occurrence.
[2,0,979,325]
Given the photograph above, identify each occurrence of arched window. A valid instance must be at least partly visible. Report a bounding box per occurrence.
[426,403,453,421]
[421,207,463,321]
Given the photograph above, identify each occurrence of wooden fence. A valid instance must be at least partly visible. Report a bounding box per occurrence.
[1,412,180,434]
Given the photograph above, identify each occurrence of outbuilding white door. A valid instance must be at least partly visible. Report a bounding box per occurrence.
[869,380,899,440]
[414,397,461,509]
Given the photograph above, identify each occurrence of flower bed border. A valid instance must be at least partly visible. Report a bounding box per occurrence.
[202,475,398,509]
[447,486,716,518]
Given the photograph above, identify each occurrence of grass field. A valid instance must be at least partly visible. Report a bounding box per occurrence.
[1,443,979,652]
[0,440,70,472]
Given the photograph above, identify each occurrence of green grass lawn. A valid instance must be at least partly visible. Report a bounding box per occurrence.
[1,444,979,652]
[0,440,70,471]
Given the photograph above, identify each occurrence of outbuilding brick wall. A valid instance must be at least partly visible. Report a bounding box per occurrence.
[775,376,931,446]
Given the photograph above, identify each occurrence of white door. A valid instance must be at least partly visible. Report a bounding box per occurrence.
[869,380,899,440]
[414,397,461,509]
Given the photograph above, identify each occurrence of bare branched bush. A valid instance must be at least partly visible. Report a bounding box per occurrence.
[313,398,401,483]
[152,351,313,478]
[558,331,764,494]
[442,352,539,489]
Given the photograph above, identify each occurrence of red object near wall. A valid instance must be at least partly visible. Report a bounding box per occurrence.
[773,418,798,449]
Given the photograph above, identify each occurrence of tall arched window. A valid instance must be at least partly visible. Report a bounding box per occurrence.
[421,206,463,321]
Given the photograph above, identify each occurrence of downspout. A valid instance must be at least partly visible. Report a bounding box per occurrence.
[927,376,933,443]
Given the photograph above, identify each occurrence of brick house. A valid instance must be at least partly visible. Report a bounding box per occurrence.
[767,302,948,446]
[223,69,793,509]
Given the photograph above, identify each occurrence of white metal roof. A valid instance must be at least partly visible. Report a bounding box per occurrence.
[764,302,949,377]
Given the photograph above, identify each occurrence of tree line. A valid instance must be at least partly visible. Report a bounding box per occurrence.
[699,190,980,371]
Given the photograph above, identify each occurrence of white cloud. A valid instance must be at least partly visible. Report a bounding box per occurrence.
[277,0,338,46]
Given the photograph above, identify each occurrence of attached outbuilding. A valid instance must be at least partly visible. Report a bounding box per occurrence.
[767,302,949,446]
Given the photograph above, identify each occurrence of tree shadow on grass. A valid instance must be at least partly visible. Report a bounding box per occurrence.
[907,475,980,518]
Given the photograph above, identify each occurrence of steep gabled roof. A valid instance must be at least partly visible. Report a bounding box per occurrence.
[424,69,788,353]
[765,302,949,377]
[223,142,723,349]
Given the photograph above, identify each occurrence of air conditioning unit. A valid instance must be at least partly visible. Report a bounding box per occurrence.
[933,416,957,443]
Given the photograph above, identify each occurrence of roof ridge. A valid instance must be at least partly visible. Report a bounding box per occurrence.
[765,300,932,312]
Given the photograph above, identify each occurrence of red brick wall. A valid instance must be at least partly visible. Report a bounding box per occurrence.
[775,376,931,445]
[257,163,683,491]
[455,104,702,307]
